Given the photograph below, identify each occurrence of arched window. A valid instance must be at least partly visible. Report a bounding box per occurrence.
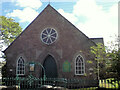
[75,55,85,75]
[16,57,25,75]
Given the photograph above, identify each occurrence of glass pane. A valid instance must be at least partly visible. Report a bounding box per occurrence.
[47,38,51,44]
[20,71,22,74]
[51,29,55,34]
[51,33,57,37]
[76,71,78,74]
[47,28,51,33]
[79,60,81,63]
[18,60,21,63]
[42,34,47,39]
[20,64,22,66]
[43,30,48,34]
[51,37,55,41]
[76,58,79,62]
[43,38,47,42]
[79,67,81,69]
[82,71,84,74]
[76,67,79,70]
[22,59,24,63]
[18,64,20,66]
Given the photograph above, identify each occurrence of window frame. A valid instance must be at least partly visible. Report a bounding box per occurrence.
[16,57,25,76]
[40,28,58,45]
[75,55,85,75]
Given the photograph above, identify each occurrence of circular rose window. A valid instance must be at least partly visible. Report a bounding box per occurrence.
[41,28,58,45]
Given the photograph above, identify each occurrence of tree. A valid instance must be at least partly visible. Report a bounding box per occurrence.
[0,16,22,45]
[90,43,106,80]
[107,49,120,79]
[90,35,120,80]
[104,36,120,79]
[0,16,22,69]
[105,49,120,88]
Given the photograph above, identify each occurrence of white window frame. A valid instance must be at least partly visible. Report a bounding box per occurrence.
[75,55,85,75]
[40,28,58,45]
[16,57,25,76]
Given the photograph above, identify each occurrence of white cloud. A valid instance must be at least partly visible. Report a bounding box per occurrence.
[5,0,42,23]
[57,0,118,46]
[73,0,103,18]
[6,7,39,22]
[16,0,42,9]
[58,9,78,24]
[75,0,118,45]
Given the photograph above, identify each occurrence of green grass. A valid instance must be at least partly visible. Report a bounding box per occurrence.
[99,78,119,89]
[71,78,119,90]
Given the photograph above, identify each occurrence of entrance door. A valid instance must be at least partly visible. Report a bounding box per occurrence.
[43,55,58,78]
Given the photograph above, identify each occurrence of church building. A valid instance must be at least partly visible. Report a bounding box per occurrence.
[3,5,103,83]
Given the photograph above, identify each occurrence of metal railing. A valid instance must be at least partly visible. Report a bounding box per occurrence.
[2,77,120,89]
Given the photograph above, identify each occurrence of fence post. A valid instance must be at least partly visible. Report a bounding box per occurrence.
[18,82,20,90]
[16,75,20,90]
[64,78,67,89]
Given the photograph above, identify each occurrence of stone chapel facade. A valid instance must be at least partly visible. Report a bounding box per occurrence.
[3,5,102,81]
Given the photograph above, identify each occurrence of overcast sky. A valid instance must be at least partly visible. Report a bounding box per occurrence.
[0,0,119,47]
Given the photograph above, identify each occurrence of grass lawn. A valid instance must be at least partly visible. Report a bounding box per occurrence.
[99,78,119,89]
[71,78,119,90]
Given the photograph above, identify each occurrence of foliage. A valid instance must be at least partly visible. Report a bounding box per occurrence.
[0,16,22,45]
[104,37,120,80]
[0,16,22,72]
[106,50,120,79]
[90,43,106,79]
[90,43,106,60]
[90,36,120,81]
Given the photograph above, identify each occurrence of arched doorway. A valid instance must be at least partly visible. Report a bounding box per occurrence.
[43,55,58,78]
